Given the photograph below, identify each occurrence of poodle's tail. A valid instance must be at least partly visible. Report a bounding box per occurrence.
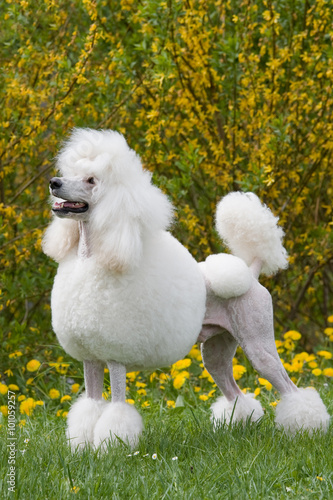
[215,192,288,277]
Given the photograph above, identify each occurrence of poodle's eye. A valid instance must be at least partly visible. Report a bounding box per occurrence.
[87,177,95,185]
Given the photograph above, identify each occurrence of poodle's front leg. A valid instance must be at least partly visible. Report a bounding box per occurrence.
[66,360,107,451]
[94,360,144,450]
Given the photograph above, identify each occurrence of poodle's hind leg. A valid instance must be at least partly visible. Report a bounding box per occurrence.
[201,329,264,429]
[94,361,144,450]
[66,360,107,451]
[231,282,330,434]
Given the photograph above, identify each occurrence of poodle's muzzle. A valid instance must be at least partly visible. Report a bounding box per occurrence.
[50,176,92,218]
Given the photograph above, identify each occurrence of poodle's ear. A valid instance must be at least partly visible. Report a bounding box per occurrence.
[42,217,79,262]
[89,189,143,273]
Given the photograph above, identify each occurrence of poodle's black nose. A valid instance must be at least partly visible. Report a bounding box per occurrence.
[50,177,62,190]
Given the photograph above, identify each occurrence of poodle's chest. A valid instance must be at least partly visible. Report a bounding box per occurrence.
[50,250,206,368]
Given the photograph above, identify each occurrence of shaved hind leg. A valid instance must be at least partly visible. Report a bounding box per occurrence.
[201,329,264,426]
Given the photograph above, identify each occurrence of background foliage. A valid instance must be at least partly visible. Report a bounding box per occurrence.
[1,0,332,383]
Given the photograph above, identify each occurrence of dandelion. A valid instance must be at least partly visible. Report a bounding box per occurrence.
[71,383,80,393]
[26,360,41,372]
[316,350,332,360]
[308,361,318,368]
[327,316,333,323]
[9,351,23,359]
[173,371,190,389]
[60,395,71,403]
[18,395,26,402]
[20,398,37,416]
[199,368,214,384]
[126,399,135,405]
[258,378,272,390]
[19,420,26,427]
[323,368,333,377]
[284,330,302,340]
[199,394,209,401]
[49,388,60,399]
[0,405,8,416]
[8,384,19,391]
[26,378,34,385]
[312,368,322,377]
[167,400,175,408]
[188,345,202,361]
[233,364,246,380]
[141,401,150,408]
[171,358,191,372]
[254,388,261,396]
[0,384,8,395]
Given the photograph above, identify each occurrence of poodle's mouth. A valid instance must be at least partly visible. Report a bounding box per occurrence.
[52,201,89,214]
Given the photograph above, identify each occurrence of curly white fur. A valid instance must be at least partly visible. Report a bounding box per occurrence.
[66,395,108,451]
[275,388,330,435]
[211,394,264,428]
[94,402,144,449]
[199,254,252,299]
[216,192,288,276]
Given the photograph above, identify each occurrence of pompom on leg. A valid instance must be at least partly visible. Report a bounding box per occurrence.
[66,394,108,451]
[211,393,264,429]
[94,402,144,450]
[275,387,330,435]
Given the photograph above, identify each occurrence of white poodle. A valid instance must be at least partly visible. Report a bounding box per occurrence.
[43,129,330,450]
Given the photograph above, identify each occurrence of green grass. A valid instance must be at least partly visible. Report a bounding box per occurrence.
[1,389,332,500]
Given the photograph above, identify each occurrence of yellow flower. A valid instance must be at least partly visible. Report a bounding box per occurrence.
[316,350,332,360]
[284,330,301,341]
[308,361,318,368]
[0,405,8,416]
[199,394,209,401]
[126,399,135,405]
[26,360,41,372]
[172,358,191,372]
[19,420,26,427]
[324,327,333,336]
[26,378,34,385]
[199,368,215,384]
[312,368,322,376]
[188,346,202,361]
[327,316,333,323]
[254,388,261,396]
[258,378,272,390]
[284,339,295,351]
[49,388,60,399]
[0,384,8,395]
[233,364,247,381]
[173,371,190,389]
[20,398,37,416]
[4,369,13,377]
[194,386,201,392]
[8,384,19,391]
[71,383,80,393]
[323,368,333,377]
[9,351,23,359]
[167,400,175,408]
[137,389,147,396]
[141,401,150,408]
[60,395,71,403]
[135,381,147,388]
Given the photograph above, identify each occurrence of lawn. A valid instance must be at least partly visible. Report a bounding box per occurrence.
[1,330,333,498]
[1,388,332,499]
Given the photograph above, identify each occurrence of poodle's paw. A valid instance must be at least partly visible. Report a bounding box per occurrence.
[66,395,108,451]
[211,394,264,429]
[275,388,330,435]
[93,402,144,450]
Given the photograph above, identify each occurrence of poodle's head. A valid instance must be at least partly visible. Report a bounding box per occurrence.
[43,129,174,272]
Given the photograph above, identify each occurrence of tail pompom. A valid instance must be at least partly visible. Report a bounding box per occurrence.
[216,192,288,276]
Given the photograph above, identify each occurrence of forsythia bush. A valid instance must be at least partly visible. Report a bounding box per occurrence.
[1,0,332,379]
